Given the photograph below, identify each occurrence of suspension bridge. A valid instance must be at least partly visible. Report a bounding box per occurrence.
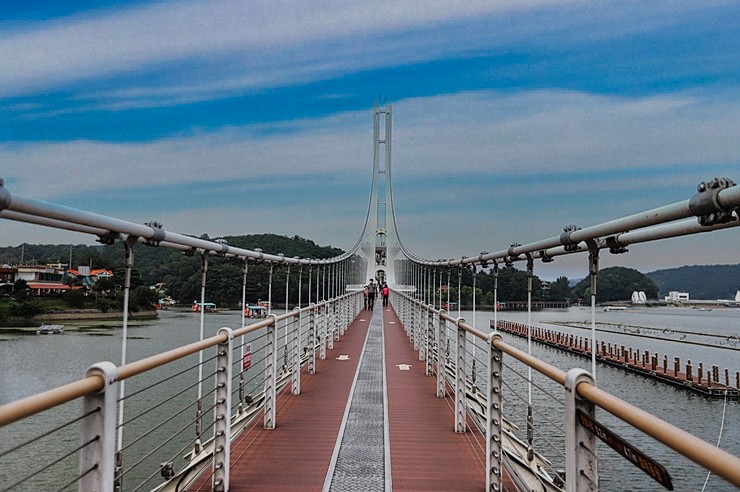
[1,104,739,491]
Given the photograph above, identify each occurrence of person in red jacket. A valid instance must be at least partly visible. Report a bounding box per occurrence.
[382,283,389,306]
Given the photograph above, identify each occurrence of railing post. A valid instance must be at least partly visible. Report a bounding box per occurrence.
[309,303,317,374]
[455,317,467,433]
[264,314,278,429]
[425,305,433,374]
[487,333,503,492]
[291,307,301,395]
[413,301,420,351]
[213,328,233,492]
[320,303,327,360]
[565,368,598,492]
[437,311,446,397]
[339,295,346,336]
[334,300,340,342]
[79,362,118,492]
[328,300,335,350]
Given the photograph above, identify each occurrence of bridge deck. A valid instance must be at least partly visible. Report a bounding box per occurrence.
[188,305,517,491]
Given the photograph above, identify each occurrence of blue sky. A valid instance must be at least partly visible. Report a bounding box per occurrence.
[1,0,739,280]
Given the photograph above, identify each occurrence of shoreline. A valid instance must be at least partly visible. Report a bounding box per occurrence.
[3,309,158,326]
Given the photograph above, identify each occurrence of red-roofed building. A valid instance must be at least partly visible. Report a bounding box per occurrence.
[67,267,114,289]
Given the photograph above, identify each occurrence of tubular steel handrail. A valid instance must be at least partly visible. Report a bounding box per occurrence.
[397,178,740,267]
[578,383,740,488]
[0,301,332,427]
[0,180,359,266]
[399,293,740,488]
[0,294,361,491]
[0,375,105,427]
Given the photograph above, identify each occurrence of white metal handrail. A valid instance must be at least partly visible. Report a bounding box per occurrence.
[394,291,740,489]
[0,293,363,491]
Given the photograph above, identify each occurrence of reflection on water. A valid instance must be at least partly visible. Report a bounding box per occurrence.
[1,307,738,491]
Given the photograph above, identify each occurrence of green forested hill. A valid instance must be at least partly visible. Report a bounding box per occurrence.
[647,264,740,300]
[0,234,344,308]
[571,267,659,302]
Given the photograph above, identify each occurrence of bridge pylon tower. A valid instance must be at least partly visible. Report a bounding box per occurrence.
[360,102,401,287]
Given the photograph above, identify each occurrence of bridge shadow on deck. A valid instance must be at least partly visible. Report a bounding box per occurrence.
[189,305,517,491]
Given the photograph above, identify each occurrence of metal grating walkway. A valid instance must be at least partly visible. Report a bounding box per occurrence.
[327,306,388,491]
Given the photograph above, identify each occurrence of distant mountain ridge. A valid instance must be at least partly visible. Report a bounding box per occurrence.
[647,264,740,300]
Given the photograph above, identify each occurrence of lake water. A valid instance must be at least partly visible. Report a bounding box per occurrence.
[1,306,738,491]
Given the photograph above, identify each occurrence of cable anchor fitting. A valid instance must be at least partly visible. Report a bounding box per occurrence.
[144,221,166,247]
[689,177,738,226]
[560,224,582,252]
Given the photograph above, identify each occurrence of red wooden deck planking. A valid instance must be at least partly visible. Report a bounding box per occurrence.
[384,305,520,492]
[189,311,372,491]
[384,305,486,491]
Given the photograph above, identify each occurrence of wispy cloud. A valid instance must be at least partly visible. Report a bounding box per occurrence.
[2,1,739,276]
[0,0,567,98]
[3,89,738,200]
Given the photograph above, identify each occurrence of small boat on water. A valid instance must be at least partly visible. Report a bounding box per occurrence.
[191,302,217,313]
[36,324,64,334]
[603,306,627,312]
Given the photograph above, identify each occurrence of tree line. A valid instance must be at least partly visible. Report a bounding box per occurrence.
[1,236,665,309]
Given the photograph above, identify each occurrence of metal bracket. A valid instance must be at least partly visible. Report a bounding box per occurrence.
[539,249,554,263]
[560,224,582,252]
[505,243,521,266]
[689,177,738,226]
[214,238,229,257]
[144,221,165,247]
[96,231,119,245]
[604,235,628,255]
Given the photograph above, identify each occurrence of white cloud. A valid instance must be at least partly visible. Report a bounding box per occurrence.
[391,90,740,177]
[3,89,739,199]
[2,89,739,273]
[0,0,570,98]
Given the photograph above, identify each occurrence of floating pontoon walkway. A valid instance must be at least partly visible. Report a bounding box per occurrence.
[188,305,517,491]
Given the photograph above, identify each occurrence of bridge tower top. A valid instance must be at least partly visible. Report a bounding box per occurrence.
[360,103,401,287]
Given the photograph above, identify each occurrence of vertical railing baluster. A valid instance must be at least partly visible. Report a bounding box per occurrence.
[79,362,118,492]
[292,308,301,395]
[437,311,446,397]
[334,300,340,343]
[565,369,598,492]
[328,300,335,350]
[264,314,278,429]
[455,317,467,433]
[425,304,433,373]
[309,303,317,374]
[413,301,420,351]
[213,328,233,492]
[320,302,327,360]
[487,333,503,492]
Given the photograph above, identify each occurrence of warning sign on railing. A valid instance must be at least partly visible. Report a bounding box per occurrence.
[242,343,252,371]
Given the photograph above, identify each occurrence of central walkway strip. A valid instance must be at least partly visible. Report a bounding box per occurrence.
[214,312,372,492]
[324,305,389,491]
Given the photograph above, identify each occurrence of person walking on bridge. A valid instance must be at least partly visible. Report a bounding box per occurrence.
[382,283,389,306]
[366,279,377,310]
